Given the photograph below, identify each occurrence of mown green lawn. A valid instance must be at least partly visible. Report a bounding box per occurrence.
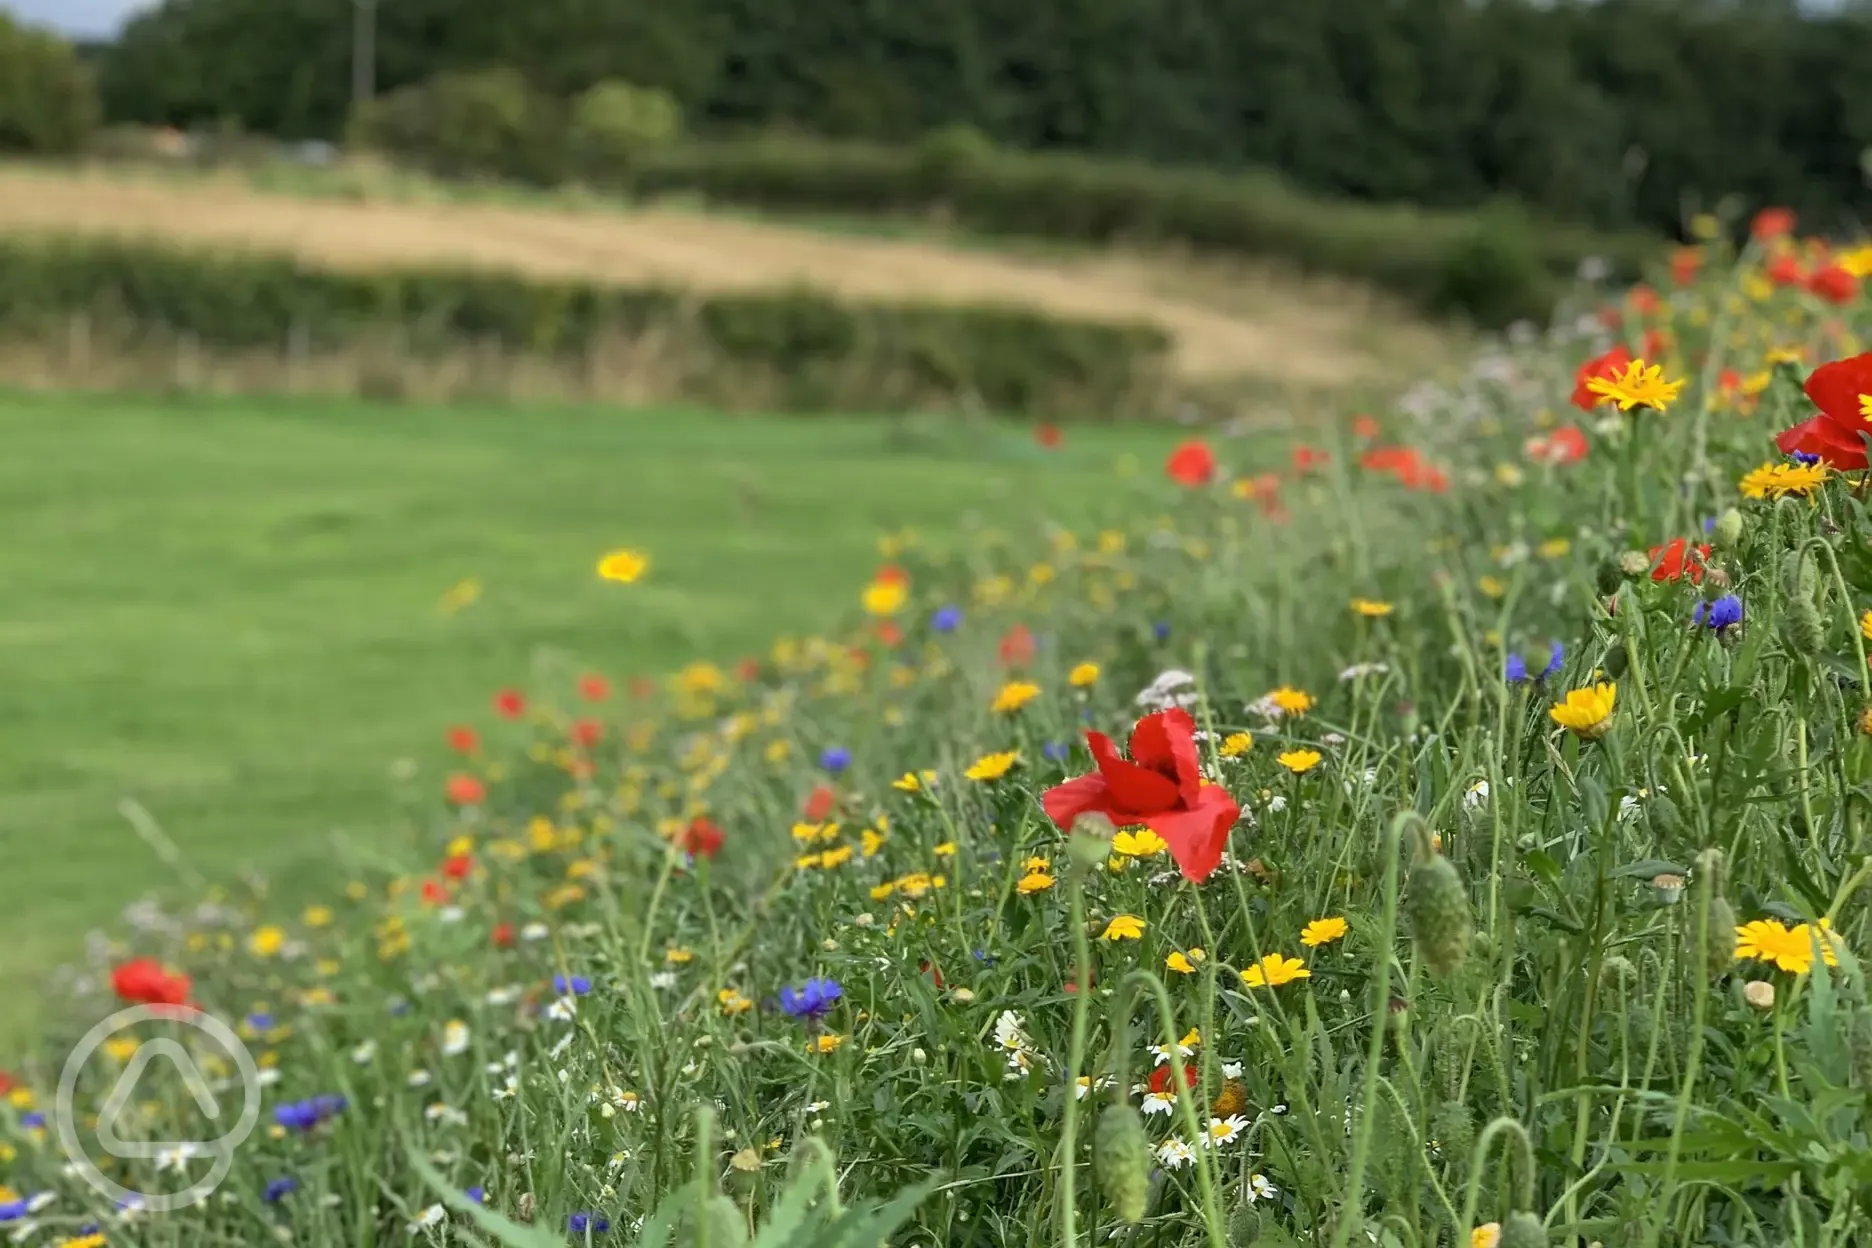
[0,391,1185,1001]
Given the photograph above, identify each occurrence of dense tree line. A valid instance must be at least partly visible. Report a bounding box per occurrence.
[94,0,1872,235]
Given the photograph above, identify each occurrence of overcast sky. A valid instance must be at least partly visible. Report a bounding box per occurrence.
[3,0,151,38]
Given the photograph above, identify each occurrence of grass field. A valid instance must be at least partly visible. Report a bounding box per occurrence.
[0,391,1193,997]
[0,163,1461,388]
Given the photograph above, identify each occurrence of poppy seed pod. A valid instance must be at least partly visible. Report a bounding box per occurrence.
[1093,1102,1150,1224]
[1693,849,1736,979]
[1227,1202,1262,1245]
[1712,507,1745,552]
[1407,832,1471,977]
[1783,592,1825,656]
[1499,1211,1549,1248]
[698,1193,749,1247]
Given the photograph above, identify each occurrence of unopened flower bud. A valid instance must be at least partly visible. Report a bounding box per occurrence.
[1743,980,1775,1010]
[1499,1211,1548,1248]
[1407,830,1471,977]
[1092,1103,1150,1224]
[1712,507,1745,552]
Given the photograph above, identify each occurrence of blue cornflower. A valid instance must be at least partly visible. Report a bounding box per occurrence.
[778,977,842,1019]
[263,1177,298,1204]
[1694,595,1744,631]
[1042,740,1070,762]
[553,974,593,996]
[19,1112,44,1129]
[1153,621,1171,642]
[1701,515,1717,533]
[1504,653,1529,684]
[274,1102,319,1131]
[568,1212,611,1234]
[388,998,412,1016]
[0,1200,28,1224]
[1538,642,1564,679]
[1792,451,1821,466]
[819,746,851,774]
[246,1011,275,1032]
[466,1186,486,1204]
[931,605,963,633]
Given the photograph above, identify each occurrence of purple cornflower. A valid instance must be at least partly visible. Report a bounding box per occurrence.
[819,746,851,774]
[568,1212,611,1234]
[1504,654,1529,684]
[553,974,593,996]
[465,1186,485,1204]
[19,1112,44,1129]
[1152,621,1172,641]
[931,605,962,633]
[1694,595,1744,631]
[1792,451,1821,465]
[778,977,842,1020]
[1042,740,1070,762]
[263,1177,298,1203]
[274,1095,346,1132]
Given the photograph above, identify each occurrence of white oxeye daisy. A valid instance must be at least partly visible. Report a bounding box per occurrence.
[1140,1092,1176,1117]
[1203,1115,1249,1148]
[406,1069,433,1088]
[649,971,677,989]
[546,996,578,1022]
[520,922,549,942]
[442,1020,471,1056]
[1247,1173,1277,1201]
[1221,1061,1243,1079]
[408,1204,446,1232]
[993,1010,1028,1051]
[485,985,520,1006]
[1156,1138,1196,1169]
[424,1103,468,1127]
[1463,780,1490,811]
[351,1040,378,1065]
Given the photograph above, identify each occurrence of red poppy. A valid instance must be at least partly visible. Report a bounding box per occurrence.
[735,658,762,683]
[441,853,474,880]
[919,959,946,989]
[570,718,603,748]
[493,689,525,720]
[999,623,1036,668]
[1597,305,1623,330]
[1165,439,1217,487]
[1642,329,1668,360]
[680,817,723,859]
[1670,247,1702,288]
[1064,963,1096,994]
[445,725,479,754]
[491,922,516,949]
[1809,264,1860,306]
[1359,446,1414,474]
[1041,708,1241,884]
[420,878,449,905]
[112,958,191,1007]
[1628,285,1659,316]
[1775,352,1872,469]
[1525,426,1588,466]
[876,620,903,648]
[1571,345,1631,411]
[1351,415,1380,440]
[1767,254,1805,287]
[1035,422,1064,449]
[1148,1063,1197,1095]
[628,676,657,700]
[0,1070,13,1097]
[1719,368,1741,393]
[577,674,611,702]
[874,564,908,586]
[1291,445,1330,474]
[803,785,837,822]
[445,773,486,805]
[1648,538,1711,585]
[1752,207,1796,241]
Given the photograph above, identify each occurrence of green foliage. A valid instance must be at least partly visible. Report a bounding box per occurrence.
[94,0,1872,238]
[568,80,682,181]
[347,68,563,184]
[0,12,99,154]
[0,236,1168,414]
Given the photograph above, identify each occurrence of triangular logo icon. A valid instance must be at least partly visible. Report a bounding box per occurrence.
[94,1039,223,1160]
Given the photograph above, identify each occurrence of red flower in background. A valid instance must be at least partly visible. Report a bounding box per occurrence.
[570,718,604,748]
[1642,329,1668,360]
[445,725,479,754]
[874,564,908,585]
[1776,351,1872,469]
[1041,708,1241,884]
[113,958,191,1007]
[1809,264,1860,306]
[491,922,516,949]
[493,689,525,719]
[735,658,762,683]
[1361,445,1446,492]
[1648,538,1711,585]
[1149,1063,1197,1095]
[876,620,903,647]
[1292,445,1330,474]
[919,959,945,989]
[1719,368,1742,394]
[680,817,724,859]
[1351,414,1380,440]
[1767,254,1805,287]
[1571,345,1631,411]
[445,773,486,805]
[1752,207,1796,241]
[628,676,658,700]
[1165,439,1217,487]
[1035,423,1064,449]
[999,623,1036,668]
[1525,426,1588,466]
[803,785,837,822]
[577,674,611,702]
[1670,247,1702,287]
[441,853,474,880]
[0,1070,14,1097]
[1628,285,1660,316]
[420,878,449,905]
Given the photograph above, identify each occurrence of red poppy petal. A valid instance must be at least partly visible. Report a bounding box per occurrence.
[1087,731,1181,815]
[1777,414,1869,468]
[1144,786,1241,884]
[1128,708,1201,806]
[1804,352,1872,424]
[1041,773,1122,831]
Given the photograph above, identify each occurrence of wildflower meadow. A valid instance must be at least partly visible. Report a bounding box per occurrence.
[10,214,1872,1248]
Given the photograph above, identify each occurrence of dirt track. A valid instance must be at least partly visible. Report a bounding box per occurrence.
[0,166,1448,385]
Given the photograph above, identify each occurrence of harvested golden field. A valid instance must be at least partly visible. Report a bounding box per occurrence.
[0,165,1458,387]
